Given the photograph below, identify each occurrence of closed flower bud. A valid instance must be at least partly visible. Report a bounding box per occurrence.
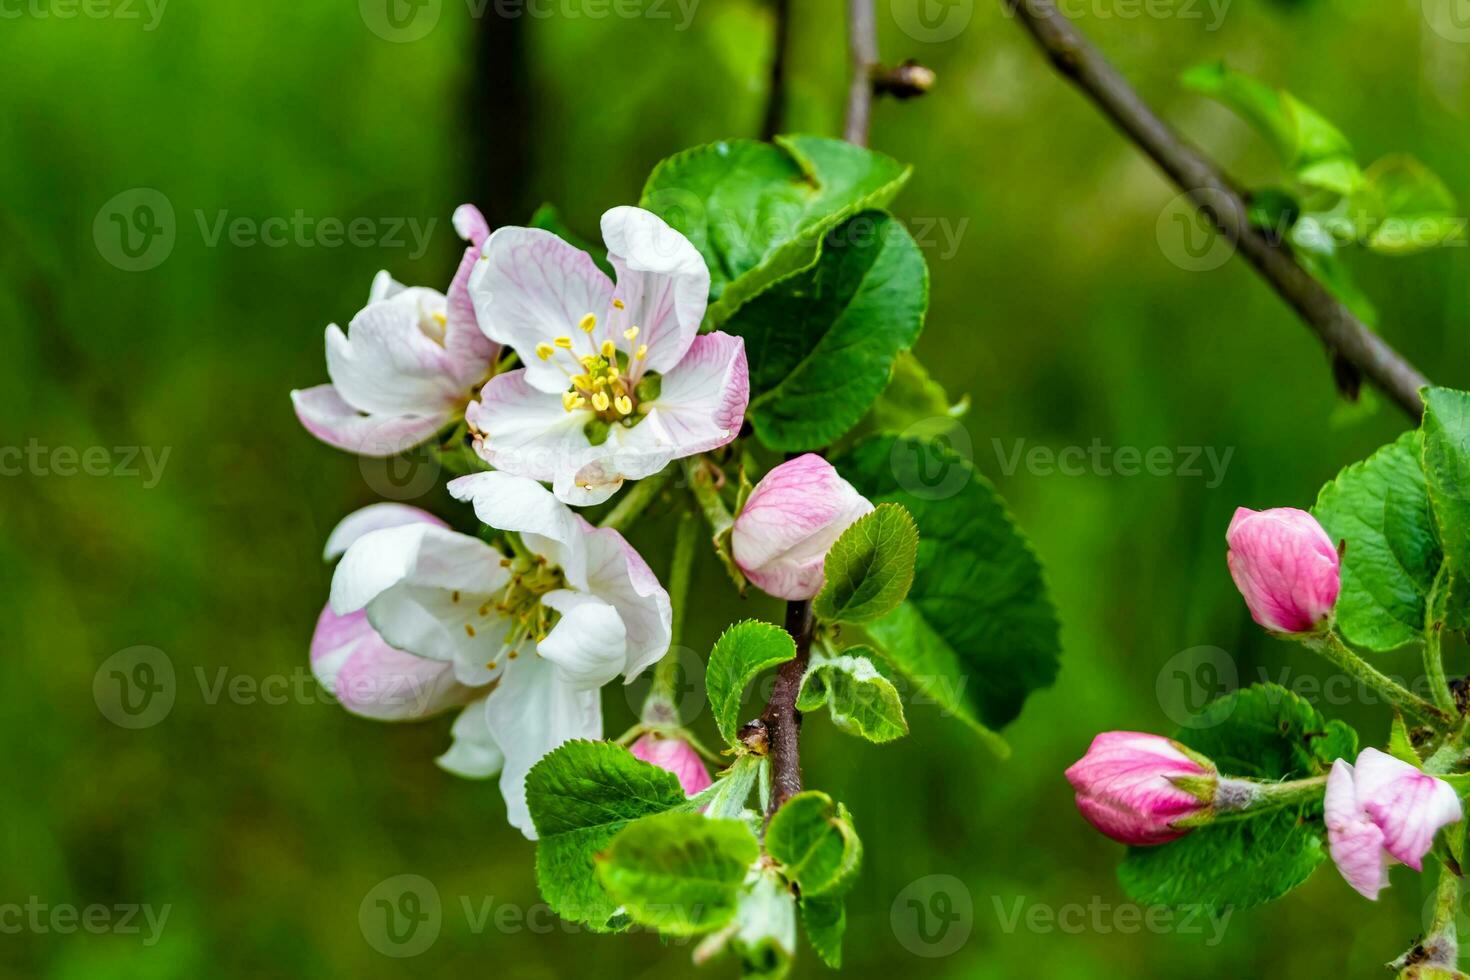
[1065,732,1217,846]
[630,733,712,797]
[731,454,874,601]
[1226,507,1340,634]
[1325,748,1462,900]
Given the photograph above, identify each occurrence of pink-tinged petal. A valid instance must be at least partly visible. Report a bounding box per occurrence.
[1328,814,1392,900]
[732,454,874,601]
[324,289,465,418]
[600,206,710,376]
[1323,757,1363,831]
[578,519,673,679]
[453,204,491,248]
[1064,732,1212,847]
[483,653,602,839]
[1353,748,1463,871]
[446,470,588,586]
[323,503,446,560]
[329,523,512,687]
[468,226,614,393]
[631,734,712,797]
[537,591,627,690]
[1226,507,1340,633]
[437,696,505,778]
[445,243,501,387]
[641,332,749,456]
[464,370,595,486]
[291,384,448,457]
[311,606,477,721]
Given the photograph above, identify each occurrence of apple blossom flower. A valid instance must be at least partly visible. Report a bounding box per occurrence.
[465,205,749,506]
[731,454,874,600]
[1325,748,1462,900]
[1065,732,1217,846]
[630,733,712,797]
[292,204,500,456]
[311,503,482,721]
[1226,506,1341,634]
[328,471,672,837]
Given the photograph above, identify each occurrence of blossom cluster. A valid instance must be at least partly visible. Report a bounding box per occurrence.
[292,204,875,835]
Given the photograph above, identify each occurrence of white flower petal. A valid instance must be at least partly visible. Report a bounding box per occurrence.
[537,591,627,690]
[465,370,595,485]
[291,384,448,457]
[636,331,748,456]
[580,525,672,679]
[445,242,501,387]
[324,289,463,417]
[311,607,476,721]
[323,503,446,560]
[446,471,589,588]
[469,226,614,393]
[437,696,505,778]
[600,206,709,375]
[483,654,602,838]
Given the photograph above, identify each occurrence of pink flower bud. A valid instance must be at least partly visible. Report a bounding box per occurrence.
[1226,507,1340,634]
[1065,732,1216,846]
[731,454,874,601]
[630,734,712,797]
[1325,748,1462,900]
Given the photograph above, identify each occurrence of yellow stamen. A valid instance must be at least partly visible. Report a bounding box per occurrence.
[562,391,581,412]
[612,298,625,310]
[464,624,476,637]
[508,650,519,659]
[615,395,633,416]
[600,339,616,358]
[487,661,498,670]
[592,391,611,412]
[553,336,573,349]
[635,344,648,360]
[452,591,460,603]
[578,313,597,333]
[623,326,639,341]
[433,311,447,326]
[536,342,554,361]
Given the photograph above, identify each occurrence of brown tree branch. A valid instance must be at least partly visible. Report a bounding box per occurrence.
[761,601,815,816]
[844,0,880,146]
[1001,0,1430,420]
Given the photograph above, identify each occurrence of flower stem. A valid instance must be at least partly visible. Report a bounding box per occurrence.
[641,507,699,727]
[1427,566,1458,714]
[1426,820,1465,967]
[599,465,674,532]
[1305,632,1451,725]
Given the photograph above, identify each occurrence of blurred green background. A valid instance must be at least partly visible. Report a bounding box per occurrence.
[5,0,1470,976]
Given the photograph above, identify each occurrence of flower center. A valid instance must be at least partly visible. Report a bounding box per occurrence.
[456,553,565,671]
[532,302,661,442]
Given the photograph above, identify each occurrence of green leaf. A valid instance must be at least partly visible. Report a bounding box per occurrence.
[706,620,797,745]
[639,135,910,328]
[833,435,1061,749]
[528,202,612,277]
[865,351,968,437]
[796,647,909,743]
[596,812,759,936]
[729,871,797,980]
[1361,156,1461,256]
[766,792,862,899]
[1388,711,1421,766]
[1182,61,1361,195]
[800,896,846,969]
[1118,684,1359,910]
[813,503,919,625]
[726,211,929,450]
[1422,388,1470,570]
[1312,430,1440,650]
[525,741,688,931]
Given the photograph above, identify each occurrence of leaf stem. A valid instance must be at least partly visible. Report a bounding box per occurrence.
[1428,567,1458,714]
[641,510,700,727]
[598,465,674,532]
[1304,632,1450,725]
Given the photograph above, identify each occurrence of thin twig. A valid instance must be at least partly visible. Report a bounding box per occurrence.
[762,600,815,816]
[761,0,792,140]
[1000,0,1430,419]
[844,0,879,146]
